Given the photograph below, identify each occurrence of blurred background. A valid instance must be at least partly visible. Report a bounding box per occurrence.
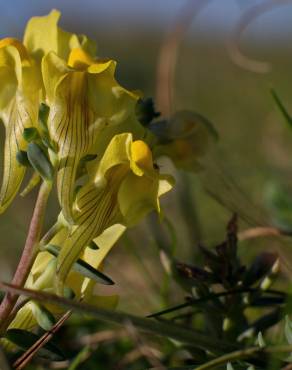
[1,0,292,315]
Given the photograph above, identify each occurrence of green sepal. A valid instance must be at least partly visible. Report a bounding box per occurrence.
[80,154,97,163]
[30,301,56,331]
[38,103,50,131]
[5,329,64,361]
[135,97,160,126]
[45,244,114,285]
[27,142,54,181]
[20,172,41,197]
[42,136,57,152]
[88,240,99,250]
[23,127,40,142]
[16,150,31,167]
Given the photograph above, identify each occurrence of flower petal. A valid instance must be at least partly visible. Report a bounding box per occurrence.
[42,52,96,222]
[23,9,96,62]
[0,46,39,212]
[56,184,118,293]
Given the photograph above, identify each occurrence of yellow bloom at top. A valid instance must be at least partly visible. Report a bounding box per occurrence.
[0,9,148,220]
[30,10,147,223]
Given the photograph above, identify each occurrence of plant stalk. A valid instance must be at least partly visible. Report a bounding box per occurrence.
[195,344,292,370]
[0,181,51,334]
[0,282,238,354]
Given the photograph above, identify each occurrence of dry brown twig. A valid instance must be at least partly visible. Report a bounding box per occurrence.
[13,311,71,370]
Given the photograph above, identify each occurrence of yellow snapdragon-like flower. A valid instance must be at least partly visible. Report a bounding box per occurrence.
[5,224,124,343]
[0,38,40,212]
[54,133,173,292]
[0,11,176,342]
[23,9,148,223]
[42,49,145,223]
[0,9,96,213]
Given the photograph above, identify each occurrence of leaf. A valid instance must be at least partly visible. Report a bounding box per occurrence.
[271,88,292,128]
[45,244,114,285]
[38,103,50,131]
[20,172,41,197]
[0,282,238,354]
[30,302,56,331]
[27,142,54,181]
[16,151,31,167]
[243,253,278,287]
[23,127,40,142]
[5,329,64,361]
[68,346,91,370]
[246,309,281,334]
[88,240,99,250]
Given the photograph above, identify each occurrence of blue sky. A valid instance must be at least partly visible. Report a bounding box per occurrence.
[1,0,292,44]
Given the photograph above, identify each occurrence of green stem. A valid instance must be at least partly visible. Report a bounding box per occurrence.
[148,288,286,318]
[195,344,292,370]
[0,181,51,334]
[0,282,238,354]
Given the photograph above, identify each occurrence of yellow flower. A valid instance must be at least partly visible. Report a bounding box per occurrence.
[0,9,94,213]
[5,224,123,342]
[23,9,96,66]
[42,50,145,223]
[24,10,147,223]
[0,38,40,212]
[55,133,173,292]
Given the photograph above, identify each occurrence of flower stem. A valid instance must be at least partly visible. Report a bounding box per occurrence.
[195,344,292,370]
[0,181,52,334]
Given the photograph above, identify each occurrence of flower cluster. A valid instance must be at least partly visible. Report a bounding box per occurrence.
[0,10,214,339]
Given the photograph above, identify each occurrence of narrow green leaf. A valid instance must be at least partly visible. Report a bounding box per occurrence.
[23,127,40,142]
[243,252,278,287]
[5,329,64,361]
[271,88,292,128]
[38,103,50,131]
[80,154,97,163]
[68,346,91,370]
[30,302,56,331]
[88,240,99,250]
[0,282,238,354]
[27,142,54,181]
[45,244,114,285]
[16,151,31,167]
[20,173,41,197]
